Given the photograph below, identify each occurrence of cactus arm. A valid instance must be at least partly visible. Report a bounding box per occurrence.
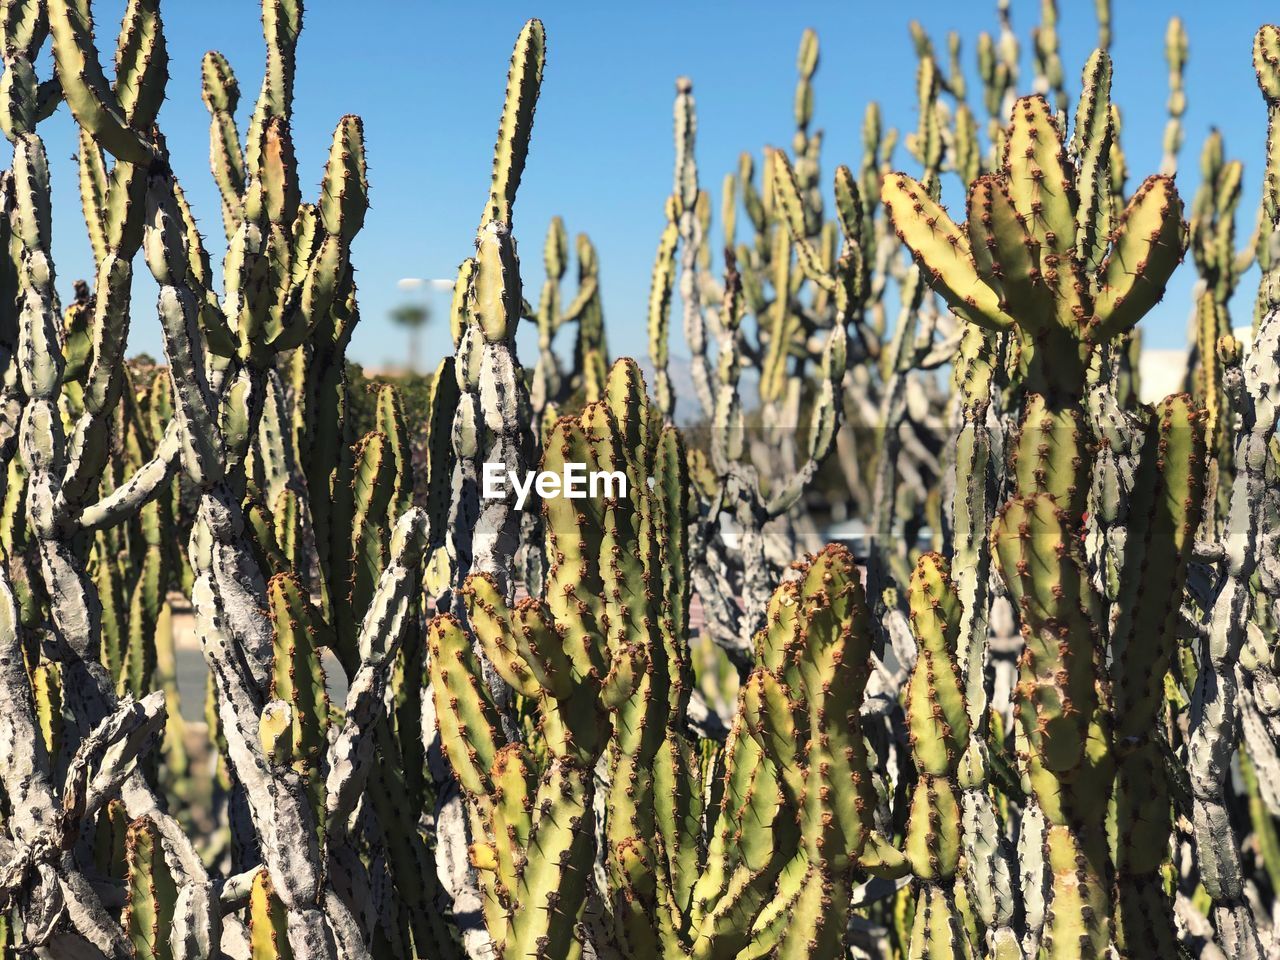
[435,445,622,954]
[201,50,245,235]
[0,570,59,849]
[758,221,793,407]
[421,355,459,544]
[1071,50,1113,272]
[317,115,366,247]
[1160,17,1188,177]
[327,430,393,672]
[530,218,567,418]
[267,574,330,839]
[143,175,225,487]
[1109,398,1206,953]
[75,418,180,534]
[373,384,414,518]
[484,743,536,898]
[1088,175,1187,341]
[903,554,975,960]
[124,816,179,960]
[653,733,703,921]
[654,425,691,704]
[1110,395,1206,725]
[248,868,292,960]
[540,419,607,678]
[769,867,846,960]
[501,758,592,960]
[77,128,110,265]
[672,78,715,420]
[502,600,570,703]
[991,493,1112,959]
[647,208,679,419]
[881,173,1015,330]
[47,0,154,163]
[461,572,541,697]
[773,152,834,293]
[112,0,168,132]
[244,0,301,174]
[834,163,863,269]
[557,252,598,324]
[690,723,795,959]
[947,326,1019,943]
[326,509,428,828]
[119,546,161,698]
[480,19,544,230]
[61,691,167,836]
[743,666,804,801]
[172,179,239,358]
[66,252,140,490]
[953,104,980,185]
[967,174,1054,327]
[909,55,942,175]
[428,614,504,801]
[998,96,1089,335]
[865,261,931,611]
[1258,28,1280,310]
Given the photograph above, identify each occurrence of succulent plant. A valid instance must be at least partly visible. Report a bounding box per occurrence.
[1,3,1279,959]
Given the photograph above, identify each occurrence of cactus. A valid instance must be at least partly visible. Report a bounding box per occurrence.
[1109,395,1206,954]
[882,40,1243,960]
[124,815,179,960]
[1161,17,1188,176]
[248,868,293,960]
[4,4,1280,960]
[433,367,901,958]
[0,1,455,955]
[644,35,910,664]
[527,217,609,420]
[903,554,974,960]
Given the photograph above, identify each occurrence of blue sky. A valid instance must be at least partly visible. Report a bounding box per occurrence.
[27,1,1279,371]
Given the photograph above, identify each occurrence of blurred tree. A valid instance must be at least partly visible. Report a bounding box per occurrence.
[390,302,431,373]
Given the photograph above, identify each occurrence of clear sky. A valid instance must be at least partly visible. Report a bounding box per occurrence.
[25,0,1279,373]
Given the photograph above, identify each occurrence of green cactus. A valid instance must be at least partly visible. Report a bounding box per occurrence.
[740,543,906,957]
[433,358,903,960]
[990,492,1114,959]
[124,816,179,960]
[1161,17,1188,176]
[886,45,1215,960]
[1109,395,1207,955]
[902,554,974,960]
[248,867,294,960]
[266,572,331,839]
[4,5,1280,960]
[433,359,680,957]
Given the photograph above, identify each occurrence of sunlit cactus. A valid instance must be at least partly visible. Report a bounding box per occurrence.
[0,2,1279,959]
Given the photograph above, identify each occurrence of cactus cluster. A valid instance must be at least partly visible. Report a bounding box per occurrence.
[2,2,1280,960]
